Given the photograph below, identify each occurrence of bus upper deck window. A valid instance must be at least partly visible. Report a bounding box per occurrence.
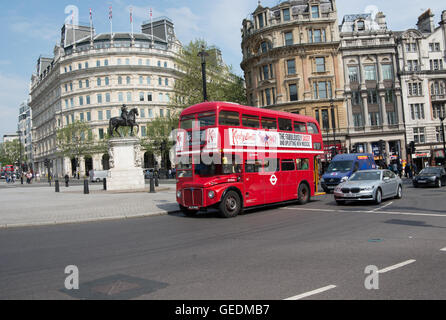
[242,115,260,128]
[278,118,293,131]
[219,111,240,126]
[307,122,319,134]
[261,117,277,130]
[294,121,307,133]
[197,112,216,127]
[180,115,195,129]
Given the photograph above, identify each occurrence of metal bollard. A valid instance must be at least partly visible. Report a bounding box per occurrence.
[155,175,159,187]
[83,179,89,194]
[103,178,107,191]
[65,180,69,188]
[150,177,156,193]
[55,180,60,193]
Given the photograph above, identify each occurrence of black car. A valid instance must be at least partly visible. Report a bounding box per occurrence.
[413,167,446,188]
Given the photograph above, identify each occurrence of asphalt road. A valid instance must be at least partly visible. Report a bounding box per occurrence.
[1,182,446,300]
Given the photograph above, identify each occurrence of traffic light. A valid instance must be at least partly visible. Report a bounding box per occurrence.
[408,141,416,154]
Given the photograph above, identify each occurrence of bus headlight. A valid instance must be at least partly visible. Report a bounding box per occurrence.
[177,191,182,198]
[208,190,215,199]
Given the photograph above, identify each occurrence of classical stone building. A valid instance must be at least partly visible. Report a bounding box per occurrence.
[17,100,33,169]
[29,17,182,177]
[340,12,406,164]
[395,9,446,169]
[241,0,347,161]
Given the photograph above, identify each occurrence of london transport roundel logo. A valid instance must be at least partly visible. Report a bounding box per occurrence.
[270,175,278,186]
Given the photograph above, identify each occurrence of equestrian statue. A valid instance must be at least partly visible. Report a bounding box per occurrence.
[109,104,140,137]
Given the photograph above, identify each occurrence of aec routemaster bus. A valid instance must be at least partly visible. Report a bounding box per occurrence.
[175,102,324,218]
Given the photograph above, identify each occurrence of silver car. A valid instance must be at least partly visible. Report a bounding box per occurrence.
[334,169,402,205]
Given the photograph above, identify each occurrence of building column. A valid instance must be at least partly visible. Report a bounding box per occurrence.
[345,94,354,134]
[379,92,388,126]
[395,91,404,128]
[361,93,370,128]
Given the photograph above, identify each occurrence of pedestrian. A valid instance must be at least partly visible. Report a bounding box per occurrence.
[64,174,69,187]
[168,169,172,179]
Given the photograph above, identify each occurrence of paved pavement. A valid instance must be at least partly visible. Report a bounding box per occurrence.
[0,181,446,300]
[0,182,178,228]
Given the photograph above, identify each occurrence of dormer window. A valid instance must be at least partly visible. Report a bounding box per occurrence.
[258,14,264,28]
[260,41,272,53]
[357,20,365,31]
[311,5,320,19]
[283,8,290,21]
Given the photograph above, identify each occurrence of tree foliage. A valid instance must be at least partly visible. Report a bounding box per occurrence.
[0,140,26,166]
[56,121,107,162]
[171,39,247,109]
[141,115,179,158]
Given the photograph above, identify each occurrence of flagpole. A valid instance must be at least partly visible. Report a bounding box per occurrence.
[150,8,154,47]
[109,6,113,41]
[130,7,134,38]
[89,8,93,44]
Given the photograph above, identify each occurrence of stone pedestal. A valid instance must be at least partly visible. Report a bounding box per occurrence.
[107,137,145,191]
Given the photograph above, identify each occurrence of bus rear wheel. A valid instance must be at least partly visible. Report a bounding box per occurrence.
[219,191,241,218]
[297,183,311,205]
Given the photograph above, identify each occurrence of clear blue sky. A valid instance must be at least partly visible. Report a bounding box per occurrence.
[0,0,444,138]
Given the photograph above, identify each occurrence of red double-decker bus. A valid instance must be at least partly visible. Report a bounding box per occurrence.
[175,102,324,218]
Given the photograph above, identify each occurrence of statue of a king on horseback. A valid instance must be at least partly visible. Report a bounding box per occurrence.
[109,104,140,137]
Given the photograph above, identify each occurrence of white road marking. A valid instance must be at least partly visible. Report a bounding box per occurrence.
[284,285,337,300]
[440,247,446,252]
[378,260,416,274]
[369,202,393,212]
[281,207,446,218]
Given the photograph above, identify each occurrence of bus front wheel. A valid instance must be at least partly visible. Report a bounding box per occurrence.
[297,183,311,205]
[219,191,241,218]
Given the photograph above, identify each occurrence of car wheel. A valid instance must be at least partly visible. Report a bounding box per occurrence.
[180,205,198,217]
[375,188,382,205]
[297,183,311,205]
[436,179,442,188]
[395,185,402,199]
[218,191,241,218]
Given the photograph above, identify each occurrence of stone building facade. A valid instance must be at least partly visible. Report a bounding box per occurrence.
[340,12,406,164]
[395,9,446,169]
[29,17,182,177]
[241,0,347,161]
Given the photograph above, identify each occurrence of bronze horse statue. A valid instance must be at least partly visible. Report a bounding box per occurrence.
[109,107,140,137]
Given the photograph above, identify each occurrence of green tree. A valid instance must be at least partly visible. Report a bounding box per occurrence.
[172,39,247,110]
[141,114,179,169]
[56,121,107,175]
[0,140,26,166]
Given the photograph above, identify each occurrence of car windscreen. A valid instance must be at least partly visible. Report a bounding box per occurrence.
[420,167,441,174]
[326,160,353,173]
[350,171,381,181]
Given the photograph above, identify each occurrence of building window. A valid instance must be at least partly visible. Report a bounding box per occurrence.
[117,58,122,65]
[313,81,332,99]
[126,76,131,85]
[147,77,151,85]
[125,58,130,65]
[141,126,147,137]
[289,84,298,101]
[139,92,144,102]
[164,62,168,68]
[70,83,73,91]
[99,128,104,140]
[159,93,163,102]
[97,78,101,86]
[367,89,378,104]
[352,91,361,105]
[160,109,164,117]
[138,59,142,65]
[118,76,122,85]
[97,94,102,104]
[85,62,89,68]
[406,43,417,52]
[106,110,111,120]
[364,65,376,81]
[105,77,109,86]
[260,64,274,81]
[86,79,89,88]
[436,126,444,142]
[158,77,162,86]
[79,96,84,106]
[260,41,271,53]
[98,111,103,121]
[80,113,84,121]
[430,59,443,71]
[147,93,153,102]
[165,78,169,86]
[283,8,290,21]
[353,113,363,127]
[96,60,101,67]
[78,63,82,70]
[127,92,132,102]
[382,64,393,80]
[258,13,264,28]
[148,109,153,118]
[78,80,83,89]
[407,60,419,71]
[105,93,111,103]
[408,82,422,96]
[357,20,365,31]
[139,76,143,85]
[387,111,397,125]
[385,89,394,103]
[285,32,293,46]
[140,109,146,118]
[369,112,380,126]
[104,59,109,66]
[433,104,445,119]
[65,99,69,108]
[70,98,74,107]
[413,127,425,144]
[348,66,359,83]
[287,59,296,75]
[410,104,425,120]
[86,96,90,105]
[315,57,325,73]
[311,5,319,18]
[87,112,91,121]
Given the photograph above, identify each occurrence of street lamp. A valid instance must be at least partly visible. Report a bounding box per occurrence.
[439,113,446,167]
[197,45,209,102]
[16,129,23,184]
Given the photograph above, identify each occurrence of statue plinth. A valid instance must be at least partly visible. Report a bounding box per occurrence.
[106,137,145,191]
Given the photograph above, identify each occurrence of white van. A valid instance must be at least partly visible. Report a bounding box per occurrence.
[89,170,108,182]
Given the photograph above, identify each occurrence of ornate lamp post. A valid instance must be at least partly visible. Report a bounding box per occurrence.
[197,46,209,102]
